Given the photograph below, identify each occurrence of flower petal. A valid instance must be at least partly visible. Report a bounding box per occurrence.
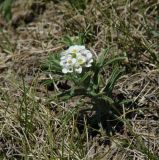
[72,58,77,64]
[82,50,92,60]
[75,67,82,73]
[85,59,93,67]
[68,67,73,73]
[60,60,65,66]
[62,68,68,73]
[77,55,86,65]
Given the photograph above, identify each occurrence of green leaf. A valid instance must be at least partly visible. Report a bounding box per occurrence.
[61,35,74,46]
[42,53,62,73]
[79,71,92,85]
[52,88,87,102]
[61,33,89,46]
[151,30,159,37]
[57,91,72,101]
[67,0,87,11]
[91,67,100,93]
[104,57,126,66]
[104,67,123,95]
[119,99,133,105]
[0,0,13,21]
[142,38,159,63]
[97,48,109,68]
[76,32,85,45]
[99,95,114,105]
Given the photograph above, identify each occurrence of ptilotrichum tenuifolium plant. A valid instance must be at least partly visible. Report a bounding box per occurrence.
[60,45,93,74]
[43,43,127,134]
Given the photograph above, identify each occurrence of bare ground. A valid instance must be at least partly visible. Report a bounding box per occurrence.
[0,0,159,159]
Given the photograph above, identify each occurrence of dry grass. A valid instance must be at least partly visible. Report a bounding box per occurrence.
[0,0,159,159]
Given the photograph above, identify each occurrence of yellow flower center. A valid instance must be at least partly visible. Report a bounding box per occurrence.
[71,53,76,58]
[67,59,72,64]
[78,59,84,65]
[72,49,77,53]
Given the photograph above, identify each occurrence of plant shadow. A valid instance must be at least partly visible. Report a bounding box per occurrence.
[76,93,133,140]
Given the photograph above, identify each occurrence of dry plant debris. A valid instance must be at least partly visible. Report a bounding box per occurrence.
[0,0,159,159]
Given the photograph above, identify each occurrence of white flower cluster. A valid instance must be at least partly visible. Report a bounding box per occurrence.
[60,45,93,74]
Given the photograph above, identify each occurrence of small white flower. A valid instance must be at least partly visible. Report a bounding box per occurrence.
[60,45,93,74]
[68,45,85,54]
[81,50,92,60]
[75,66,82,73]
[76,55,86,65]
[62,68,68,74]
[62,66,73,73]
[60,60,65,66]
[60,56,76,66]
[85,59,93,67]
[65,57,76,66]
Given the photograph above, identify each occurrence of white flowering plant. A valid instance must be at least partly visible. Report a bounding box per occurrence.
[43,36,128,134]
[60,45,93,74]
